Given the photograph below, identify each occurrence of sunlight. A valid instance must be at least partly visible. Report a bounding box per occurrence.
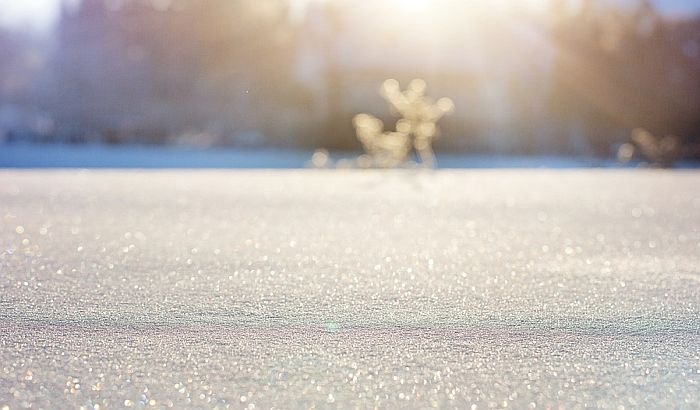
[392,0,432,13]
[385,0,551,15]
[0,0,59,29]
[294,0,550,13]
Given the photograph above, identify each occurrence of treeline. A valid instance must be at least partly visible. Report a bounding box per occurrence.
[547,0,700,155]
[3,0,308,147]
[0,0,698,157]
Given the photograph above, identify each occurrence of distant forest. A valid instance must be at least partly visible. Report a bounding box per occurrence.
[0,0,699,158]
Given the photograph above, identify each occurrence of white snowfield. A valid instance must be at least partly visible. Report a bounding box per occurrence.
[0,170,698,409]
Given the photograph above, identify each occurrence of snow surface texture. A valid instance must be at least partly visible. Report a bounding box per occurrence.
[1,170,699,409]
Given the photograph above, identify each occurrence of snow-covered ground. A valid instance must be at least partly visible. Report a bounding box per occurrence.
[1,170,699,408]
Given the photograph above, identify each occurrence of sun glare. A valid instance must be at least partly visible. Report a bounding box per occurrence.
[299,0,550,13]
[386,0,550,14]
[0,0,60,29]
[393,0,432,13]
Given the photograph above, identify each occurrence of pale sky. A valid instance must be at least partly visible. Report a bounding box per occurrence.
[0,0,698,31]
[0,0,61,30]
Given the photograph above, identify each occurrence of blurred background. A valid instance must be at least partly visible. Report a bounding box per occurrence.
[0,0,699,167]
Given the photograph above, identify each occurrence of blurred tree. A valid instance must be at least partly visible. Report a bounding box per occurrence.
[0,28,51,141]
[0,29,23,100]
[547,0,621,155]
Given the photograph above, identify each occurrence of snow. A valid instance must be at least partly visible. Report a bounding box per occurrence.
[1,170,699,408]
